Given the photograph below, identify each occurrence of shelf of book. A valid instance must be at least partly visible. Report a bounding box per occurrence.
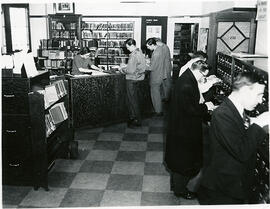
[2,56,76,190]
[37,14,82,75]
[81,19,134,70]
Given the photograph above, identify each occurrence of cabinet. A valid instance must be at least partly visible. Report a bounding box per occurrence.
[2,71,76,190]
[214,52,269,203]
[67,74,153,128]
[37,14,82,75]
[81,20,134,70]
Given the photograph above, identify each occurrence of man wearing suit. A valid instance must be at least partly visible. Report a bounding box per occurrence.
[155,38,173,102]
[198,72,269,204]
[146,38,166,116]
[165,60,215,199]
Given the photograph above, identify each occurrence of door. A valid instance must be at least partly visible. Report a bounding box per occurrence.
[172,23,199,80]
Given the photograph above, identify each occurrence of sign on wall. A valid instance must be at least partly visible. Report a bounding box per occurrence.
[146,25,162,40]
[141,16,168,46]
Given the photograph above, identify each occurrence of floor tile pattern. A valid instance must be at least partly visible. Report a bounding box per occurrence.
[2,116,199,208]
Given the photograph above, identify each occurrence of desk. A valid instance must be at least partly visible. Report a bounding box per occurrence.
[67,73,153,128]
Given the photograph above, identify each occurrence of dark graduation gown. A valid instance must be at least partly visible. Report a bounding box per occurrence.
[165,68,209,177]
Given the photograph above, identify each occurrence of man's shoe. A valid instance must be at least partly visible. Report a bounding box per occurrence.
[132,119,141,127]
[128,119,141,128]
[155,112,163,117]
[174,191,196,200]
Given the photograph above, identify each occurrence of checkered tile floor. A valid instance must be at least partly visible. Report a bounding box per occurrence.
[2,116,199,208]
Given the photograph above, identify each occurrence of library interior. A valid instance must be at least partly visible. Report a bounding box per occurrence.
[1,0,269,208]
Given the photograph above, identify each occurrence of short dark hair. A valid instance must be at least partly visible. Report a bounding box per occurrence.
[191,60,209,73]
[80,47,90,55]
[154,37,161,42]
[232,72,265,91]
[146,38,157,46]
[125,38,136,46]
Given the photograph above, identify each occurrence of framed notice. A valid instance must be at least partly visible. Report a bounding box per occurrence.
[197,28,209,52]
[146,25,162,40]
[54,3,74,14]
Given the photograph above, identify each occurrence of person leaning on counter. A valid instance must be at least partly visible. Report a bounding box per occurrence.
[72,46,102,75]
[119,38,146,127]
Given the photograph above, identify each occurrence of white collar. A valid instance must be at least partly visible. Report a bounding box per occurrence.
[228,93,244,117]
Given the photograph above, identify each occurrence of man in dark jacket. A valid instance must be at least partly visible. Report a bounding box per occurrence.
[198,72,268,204]
[165,60,215,199]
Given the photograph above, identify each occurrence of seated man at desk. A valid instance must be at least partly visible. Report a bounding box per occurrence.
[72,46,102,75]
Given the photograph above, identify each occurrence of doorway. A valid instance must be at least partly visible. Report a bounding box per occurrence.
[172,23,199,80]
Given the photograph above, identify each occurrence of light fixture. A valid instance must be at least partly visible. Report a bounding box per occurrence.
[120,1,156,3]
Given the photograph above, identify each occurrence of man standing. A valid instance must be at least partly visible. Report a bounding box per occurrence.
[155,38,173,102]
[119,38,146,127]
[165,60,215,199]
[146,38,166,116]
[198,72,269,204]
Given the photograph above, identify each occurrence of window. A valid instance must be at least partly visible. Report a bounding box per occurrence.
[2,4,31,53]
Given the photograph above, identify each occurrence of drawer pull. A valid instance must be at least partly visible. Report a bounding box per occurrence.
[4,94,15,98]
[6,130,17,133]
[9,163,20,167]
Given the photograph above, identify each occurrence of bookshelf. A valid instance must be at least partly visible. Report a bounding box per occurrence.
[172,23,199,80]
[81,20,134,70]
[2,64,76,189]
[37,14,82,75]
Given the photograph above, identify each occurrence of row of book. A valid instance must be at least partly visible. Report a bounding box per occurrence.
[81,39,99,48]
[98,40,125,47]
[82,31,105,39]
[82,22,133,31]
[99,57,128,65]
[40,39,80,49]
[40,49,79,59]
[51,21,77,30]
[82,31,133,39]
[44,59,66,69]
[41,50,65,59]
[98,48,127,56]
[45,102,68,137]
[51,30,77,39]
[108,32,133,39]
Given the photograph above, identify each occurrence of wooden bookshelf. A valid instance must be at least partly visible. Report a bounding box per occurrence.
[2,69,76,190]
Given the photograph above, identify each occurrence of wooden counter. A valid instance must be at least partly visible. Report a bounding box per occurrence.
[66,73,153,129]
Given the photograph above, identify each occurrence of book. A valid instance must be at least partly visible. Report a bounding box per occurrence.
[1,54,13,69]
[49,102,68,125]
[12,50,26,74]
[44,84,60,108]
[23,52,39,78]
[45,114,56,137]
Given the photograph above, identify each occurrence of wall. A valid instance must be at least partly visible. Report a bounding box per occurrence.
[25,0,258,56]
[255,21,267,55]
[75,1,202,16]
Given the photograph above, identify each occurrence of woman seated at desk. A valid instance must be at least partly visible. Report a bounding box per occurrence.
[72,46,102,75]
